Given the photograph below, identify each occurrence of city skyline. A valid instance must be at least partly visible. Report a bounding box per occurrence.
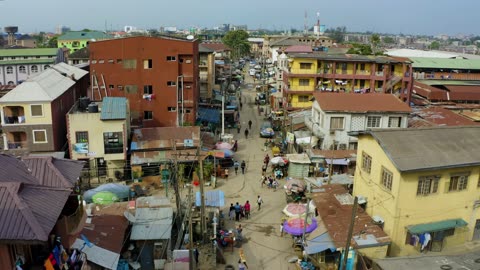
[0,0,479,36]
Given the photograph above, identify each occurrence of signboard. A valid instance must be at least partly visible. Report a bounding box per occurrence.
[74,143,88,154]
[286,132,295,144]
[184,139,194,147]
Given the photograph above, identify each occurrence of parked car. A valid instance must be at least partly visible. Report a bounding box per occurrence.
[249,69,256,76]
[260,122,275,138]
[204,156,235,168]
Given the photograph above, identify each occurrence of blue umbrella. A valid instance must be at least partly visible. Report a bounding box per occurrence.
[221,149,234,158]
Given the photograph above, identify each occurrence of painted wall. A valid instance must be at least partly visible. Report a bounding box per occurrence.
[353,135,480,256]
[0,63,52,85]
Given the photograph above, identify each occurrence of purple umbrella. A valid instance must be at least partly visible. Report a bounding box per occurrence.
[215,142,233,150]
[283,217,317,236]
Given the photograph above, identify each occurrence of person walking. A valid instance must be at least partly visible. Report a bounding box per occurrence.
[234,160,240,175]
[229,203,235,220]
[239,259,249,270]
[224,168,229,180]
[244,129,249,139]
[248,120,252,129]
[194,247,199,264]
[244,201,251,219]
[262,164,267,175]
[237,124,241,134]
[241,160,246,174]
[257,195,263,210]
[234,202,241,221]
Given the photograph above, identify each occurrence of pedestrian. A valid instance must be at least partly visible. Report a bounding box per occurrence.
[264,154,270,165]
[237,224,243,241]
[244,129,249,139]
[280,222,284,237]
[257,195,263,210]
[234,160,240,175]
[233,140,238,152]
[248,120,252,129]
[244,201,251,219]
[241,160,246,174]
[260,175,266,187]
[229,203,235,220]
[238,259,248,270]
[262,164,267,174]
[194,247,199,264]
[240,102,243,110]
[225,168,229,180]
[234,202,241,221]
[237,124,241,134]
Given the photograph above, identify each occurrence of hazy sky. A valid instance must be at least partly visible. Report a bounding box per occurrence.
[1,0,479,36]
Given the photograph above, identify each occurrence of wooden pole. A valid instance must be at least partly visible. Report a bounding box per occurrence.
[328,141,335,184]
[341,196,358,270]
[173,139,181,212]
[188,186,194,270]
[198,144,206,243]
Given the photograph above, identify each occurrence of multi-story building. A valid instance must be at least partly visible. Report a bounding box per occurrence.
[0,48,59,85]
[67,47,90,66]
[67,97,130,181]
[89,36,199,128]
[199,44,215,101]
[262,35,334,62]
[352,126,480,256]
[0,63,88,155]
[58,31,112,53]
[306,92,410,150]
[283,53,413,109]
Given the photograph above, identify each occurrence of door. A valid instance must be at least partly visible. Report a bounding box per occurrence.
[473,219,480,240]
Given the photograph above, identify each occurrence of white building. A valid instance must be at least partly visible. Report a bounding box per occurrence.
[306,92,411,150]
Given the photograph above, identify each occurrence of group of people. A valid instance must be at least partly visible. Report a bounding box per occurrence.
[229,201,251,221]
[233,160,247,175]
[237,120,253,139]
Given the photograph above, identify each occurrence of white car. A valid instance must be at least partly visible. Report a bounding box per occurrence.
[249,69,256,76]
[254,65,262,70]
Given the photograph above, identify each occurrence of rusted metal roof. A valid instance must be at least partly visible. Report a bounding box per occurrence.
[200,42,231,52]
[131,127,201,150]
[312,184,390,249]
[313,92,411,113]
[309,149,356,159]
[131,149,205,165]
[0,182,70,242]
[413,82,447,100]
[22,156,84,188]
[445,85,480,101]
[411,107,478,126]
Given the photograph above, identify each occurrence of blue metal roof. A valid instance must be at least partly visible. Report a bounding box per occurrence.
[196,190,225,207]
[304,232,336,255]
[100,97,127,120]
[197,108,220,124]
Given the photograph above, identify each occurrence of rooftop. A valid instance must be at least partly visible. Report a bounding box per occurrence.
[410,57,480,70]
[284,45,312,53]
[131,126,201,150]
[200,42,230,52]
[411,107,478,127]
[0,48,58,57]
[313,92,411,113]
[374,251,480,270]
[58,31,112,41]
[68,47,90,59]
[100,97,128,120]
[287,53,406,64]
[386,48,480,60]
[312,184,390,249]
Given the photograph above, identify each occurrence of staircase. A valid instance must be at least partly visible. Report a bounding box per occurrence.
[385,76,402,92]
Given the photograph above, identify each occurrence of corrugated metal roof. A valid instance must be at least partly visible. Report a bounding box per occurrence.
[22,156,84,188]
[374,251,480,270]
[131,207,173,240]
[366,126,480,172]
[288,53,405,64]
[0,183,70,241]
[410,57,480,70]
[0,155,39,185]
[0,48,58,57]
[196,190,225,207]
[131,127,201,150]
[100,97,128,120]
[58,31,112,41]
[407,218,467,234]
[412,107,478,126]
[313,92,411,113]
[0,58,55,65]
[50,62,88,81]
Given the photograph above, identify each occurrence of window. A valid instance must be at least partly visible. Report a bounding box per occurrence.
[367,116,381,128]
[417,176,440,196]
[76,131,88,143]
[167,56,176,61]
[299,79,310,86]
[117,85,123,90]
[381,167,393,190]
[31,105,43,117]
[116,59,123,64]
[44,65,50,70]
[144,111,153,120]
[361,152,372,173]
[300,63,312,69]
[125,85,138,94]
[19,66,26,73]
[184,109,191,113]
[360,63,365,70]
[168,107,177,112]
[103,132,123,154]
[167,81,176,87]
[298,95,309,102]
[349,142,358,150]
[31,65,38,73]
[448,173,469,192]
[144,85,153,94]
[109,85,114,89]
[98,59,105,64]
[11,57,16,60]
[143,59,153,69]
[330,117,344,130]
[388,117,402,128]
[6,66,13,74]
[33,130,47,143]
[108,59,114,63]
[122,59,137,69]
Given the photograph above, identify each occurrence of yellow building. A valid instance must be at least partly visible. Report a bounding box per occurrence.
[352,126,480,256]
[67,97,130,182]
[283,54,413,109]
[199,44,216,100]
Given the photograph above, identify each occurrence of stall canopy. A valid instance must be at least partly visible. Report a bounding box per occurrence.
[196,190,225,207]
[305,232,336,255]
[197,108,220,124]
[407,219,468,234]
[325,158,350,165]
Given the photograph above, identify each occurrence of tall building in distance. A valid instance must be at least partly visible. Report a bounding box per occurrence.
[55,25,71,35]
[88,36,199,128]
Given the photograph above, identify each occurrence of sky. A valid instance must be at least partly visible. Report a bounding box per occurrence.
[0,0,479,36]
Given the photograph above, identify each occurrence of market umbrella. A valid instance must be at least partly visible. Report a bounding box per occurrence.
[284,178,305,193]
[270,156,288,165]
[283,203,307,218]
[92,191,119,205]
[283,217,318,236]
[213,149,234,158]
[215,142,233,150]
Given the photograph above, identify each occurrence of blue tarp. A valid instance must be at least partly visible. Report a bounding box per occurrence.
[197,108,220,124]
[304,232,336,255]
[196,190,225,207]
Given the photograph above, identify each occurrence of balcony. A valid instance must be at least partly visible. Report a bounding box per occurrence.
[7,141,27,150]
[355,70,371,76]
[3,106,26,125]
[290,68,317,75]
[375,71,384,77]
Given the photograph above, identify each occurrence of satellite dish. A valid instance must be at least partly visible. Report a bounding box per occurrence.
[186,35,194,40]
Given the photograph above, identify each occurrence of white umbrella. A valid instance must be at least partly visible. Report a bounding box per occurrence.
[270,156,288,165]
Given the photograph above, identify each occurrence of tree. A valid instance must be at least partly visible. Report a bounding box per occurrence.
[430,41,440,50]
[346,43,373,55]
[47,36,59,48]
[222,30,251,60]
[370,34,381,54]
[383,36,395,44]
[326,26,347,43]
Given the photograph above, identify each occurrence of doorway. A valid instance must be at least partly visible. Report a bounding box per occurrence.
[473,219,480,241]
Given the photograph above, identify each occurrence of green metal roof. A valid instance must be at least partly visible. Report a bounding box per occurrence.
[288,52,404,64]
[0,59,55,65]
[0,48,58,57]
[417,80,480,86]
[58,31,112,41]
[407,219,467,234]
[100,97,128,120]
[411,57,480,70]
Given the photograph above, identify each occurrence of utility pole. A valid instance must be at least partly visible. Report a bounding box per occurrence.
[172,139,181,212]
[197,144,206,243]
[328,141,335,184]
[302,199,311,244]
[188,186,194,270]
[342,196,358,270]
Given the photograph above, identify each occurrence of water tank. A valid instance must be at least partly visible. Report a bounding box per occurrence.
[87,103,99,113]
[79,97,91,110]
[4,26,18,34]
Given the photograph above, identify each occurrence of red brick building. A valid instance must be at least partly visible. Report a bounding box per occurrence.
[89,36,199,127]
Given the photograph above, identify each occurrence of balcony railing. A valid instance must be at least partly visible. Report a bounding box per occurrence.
[4,115,26,124]
[7,141,27,150]
[355,70,371,75]
[375,71,384,76]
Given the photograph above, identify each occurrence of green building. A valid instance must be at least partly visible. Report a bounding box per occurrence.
[58,31,112,53]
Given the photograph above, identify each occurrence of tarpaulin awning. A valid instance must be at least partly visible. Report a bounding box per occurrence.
[196,190,225,207]
[197,108,220,124]
[407,218,468,234]
[305,232,336,255]
[325,158,350,165]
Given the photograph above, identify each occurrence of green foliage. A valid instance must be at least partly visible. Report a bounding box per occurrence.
[430,41,440,50]
[47,36,59,48]
[383,36,395,44]
[222,30,251,60]
[346,43,373,55]
[325,26,347,43]
[370,34,381,54]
